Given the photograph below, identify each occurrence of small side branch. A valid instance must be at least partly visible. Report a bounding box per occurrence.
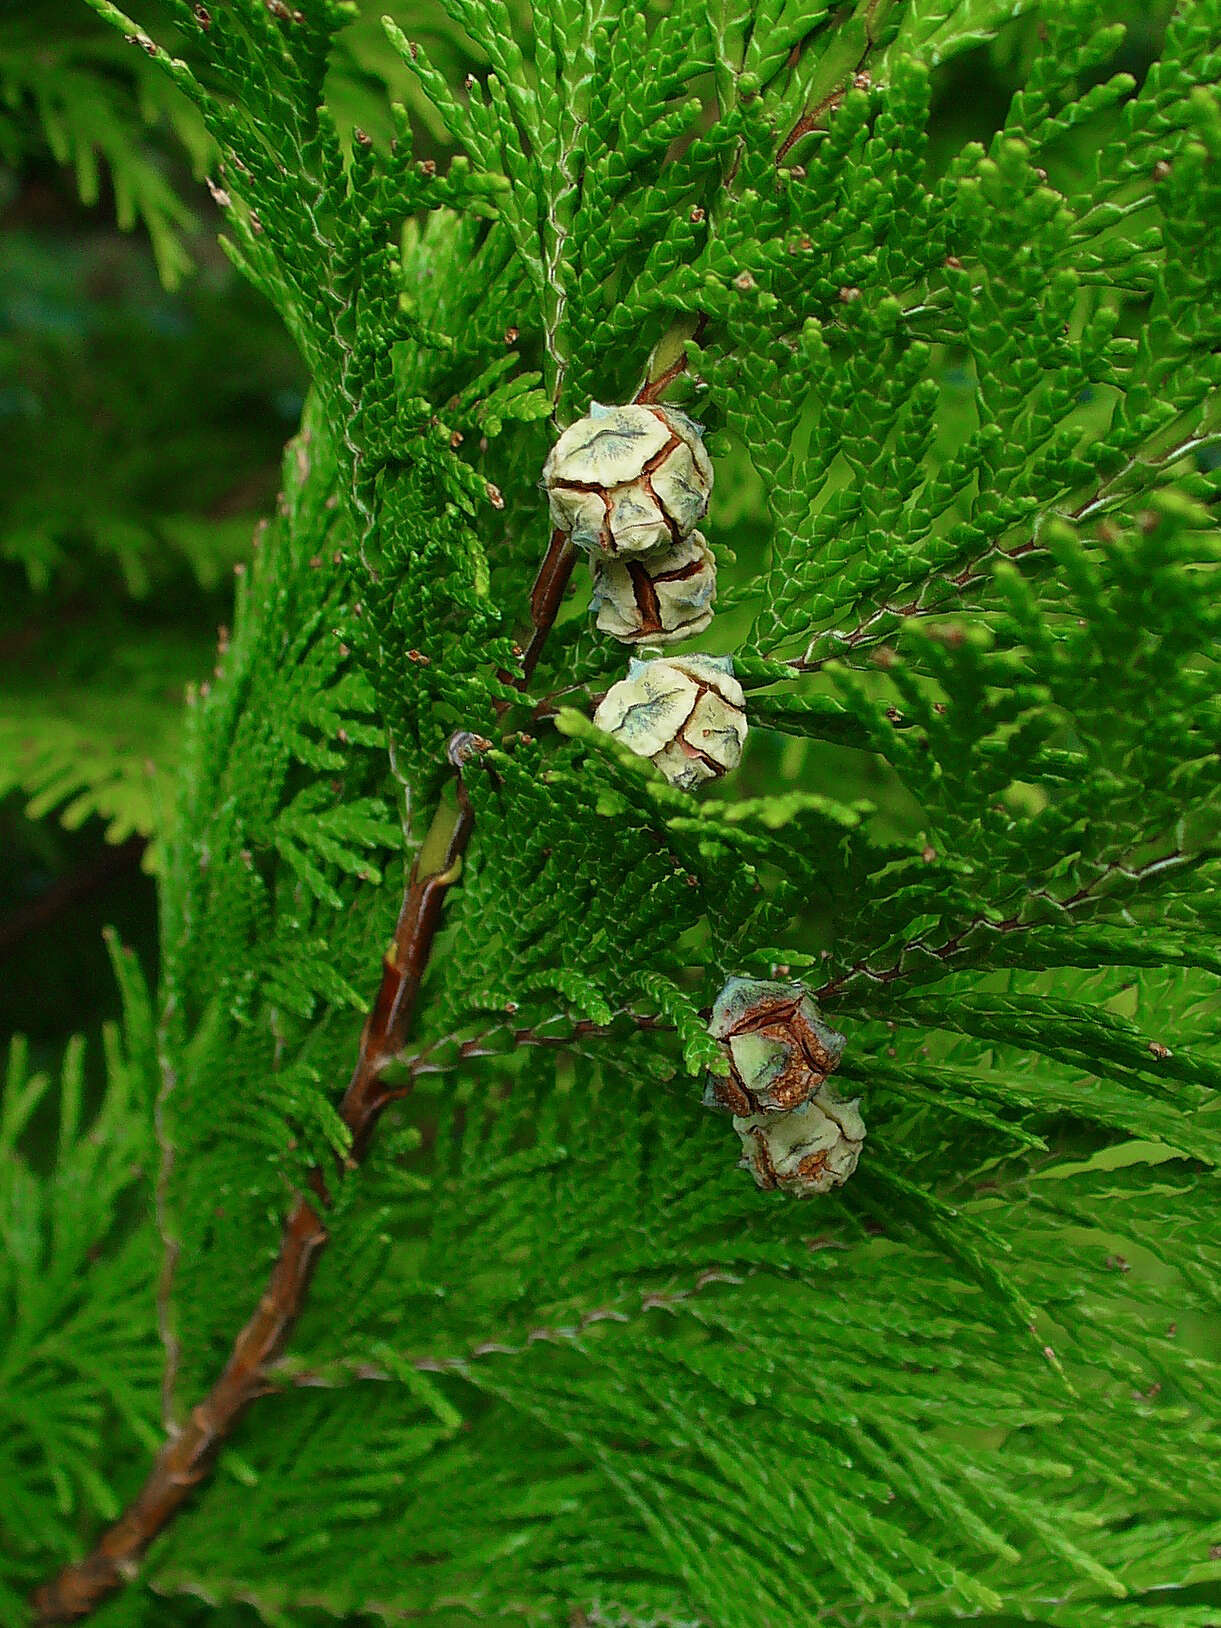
[813,849,1187,1001]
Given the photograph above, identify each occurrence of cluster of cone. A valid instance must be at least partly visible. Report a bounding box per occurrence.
[543,411,860,1197]
[543,402,746,791]
[704,977,865,1197]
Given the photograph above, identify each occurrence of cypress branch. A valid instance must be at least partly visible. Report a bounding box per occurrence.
[29,348,691,1622]
[8,0,1220,1623]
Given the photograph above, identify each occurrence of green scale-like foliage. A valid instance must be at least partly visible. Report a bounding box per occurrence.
[4,0,1220,1622]
[0,944,162,1617]
[89,1055,1221,1625]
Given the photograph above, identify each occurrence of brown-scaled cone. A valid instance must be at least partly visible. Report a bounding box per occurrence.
[542,402,713,557]
[735,1088,866,1196]
[703,976,846,1116]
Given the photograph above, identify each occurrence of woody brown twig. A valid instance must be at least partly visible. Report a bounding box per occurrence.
[635,315,707,404]
[29,537,569,1625]
[31,360,692,1624]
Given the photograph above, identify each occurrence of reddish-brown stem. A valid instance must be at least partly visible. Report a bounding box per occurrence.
[32,354,696,1621]
[777,89,842,163]
[522,528,577,687]
[392,1010,674,1090]
[776,22,876,163]
[31,523,577,1624]
[270,1258,740,1389]
[635,315,707,404]
[29,792,476,1624]
[810,850,1185,1002]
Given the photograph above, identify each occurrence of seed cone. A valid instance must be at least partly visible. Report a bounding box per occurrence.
[734,1088,866,1197]
[593,653,746,791]
[543,402,713,557]
[703,976,846,1116]
[591,530,717,645]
